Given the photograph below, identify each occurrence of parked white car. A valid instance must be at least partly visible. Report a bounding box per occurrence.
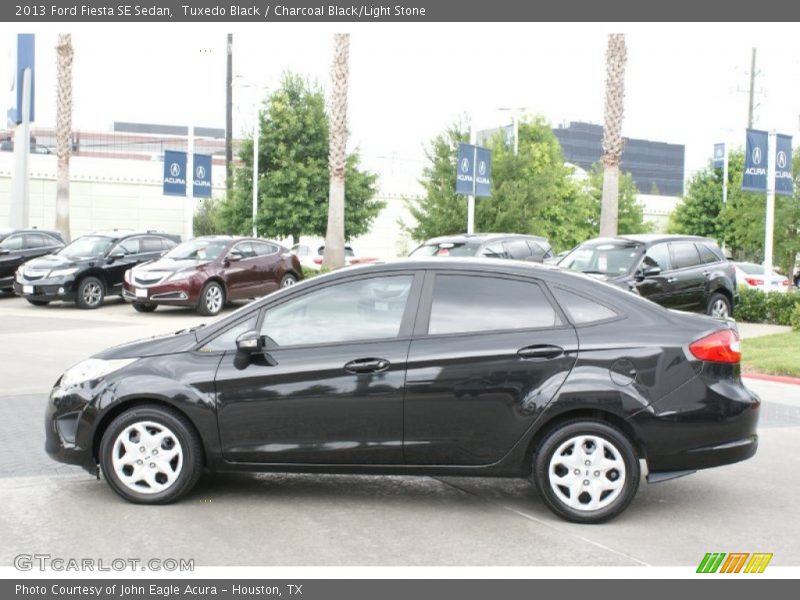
[734,262,791,292]
[291,244,378,271]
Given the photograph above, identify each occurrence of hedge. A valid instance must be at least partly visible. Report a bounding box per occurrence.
[735,287,800,326]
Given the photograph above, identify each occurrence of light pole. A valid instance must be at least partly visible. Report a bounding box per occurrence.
[497,106,526,155]
[234,77,269,238]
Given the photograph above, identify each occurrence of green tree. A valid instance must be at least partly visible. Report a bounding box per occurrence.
[670,149,800,275]
[585,163,650,236]
[407,117,651,251]
[218,73,382,243]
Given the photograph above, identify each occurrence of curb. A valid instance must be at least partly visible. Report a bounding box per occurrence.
[743,373,800,386]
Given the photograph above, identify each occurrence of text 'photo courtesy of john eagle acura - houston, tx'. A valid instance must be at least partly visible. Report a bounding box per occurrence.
[45,259,758,524]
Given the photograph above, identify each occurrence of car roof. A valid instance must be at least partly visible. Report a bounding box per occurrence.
[422,233,549,245]
[84,230,180,240]
[615,234,715,245]
[0,228,63,239]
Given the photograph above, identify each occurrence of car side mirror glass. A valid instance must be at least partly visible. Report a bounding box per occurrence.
[107,251,125,262]
[227,251,243,263]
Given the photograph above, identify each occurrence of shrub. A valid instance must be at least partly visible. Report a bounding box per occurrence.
[736,287,800,325]
[792,303,800,331]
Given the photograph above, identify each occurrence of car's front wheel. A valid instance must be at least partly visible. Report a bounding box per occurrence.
[533,420,640,524]
[76,276,105,309]
[99,405,203,504]
[197,281,225,316]
[707,292,732,318]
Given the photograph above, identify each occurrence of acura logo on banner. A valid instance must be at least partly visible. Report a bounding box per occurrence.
[456,142,492,197]
[742,129,769,193]
[775,134,794,197]
[163,150,187,196]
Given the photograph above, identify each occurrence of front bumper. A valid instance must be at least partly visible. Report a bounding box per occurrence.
[631,372,760,473]
[14,279,77,302]
[122,280,198,306]
[44,384,97,473]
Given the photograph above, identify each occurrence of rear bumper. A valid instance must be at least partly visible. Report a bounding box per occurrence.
[631,373,760,473]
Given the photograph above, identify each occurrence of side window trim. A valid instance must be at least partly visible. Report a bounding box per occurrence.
[550,285,622,327]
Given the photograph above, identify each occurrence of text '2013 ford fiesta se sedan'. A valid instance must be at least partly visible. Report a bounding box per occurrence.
[45,259,759,523]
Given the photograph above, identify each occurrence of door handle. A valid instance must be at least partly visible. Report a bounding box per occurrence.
[666,277,677,283]
[517,345,563,360]
[702,271,710,277]
[344,358,390,373]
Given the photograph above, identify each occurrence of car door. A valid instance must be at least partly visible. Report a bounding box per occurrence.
[105,237,145,292]
[225,241,261,299]
[633,242,674,306]
[0,234,26,282]
[251,241,282,296]
[667,242,706,310]
[403,271,578,466]
[214,271,423,464]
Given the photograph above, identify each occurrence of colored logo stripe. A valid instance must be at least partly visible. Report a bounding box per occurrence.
[744,553,773,573]
[697,552,773,573]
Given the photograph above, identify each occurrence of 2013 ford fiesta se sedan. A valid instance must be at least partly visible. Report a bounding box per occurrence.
[45,258,759,523]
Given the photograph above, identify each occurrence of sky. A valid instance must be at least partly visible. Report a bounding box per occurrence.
[2,22,800,195]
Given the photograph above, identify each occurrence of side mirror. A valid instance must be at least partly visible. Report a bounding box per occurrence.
[107,251,125,263]
[235,330,262,354]
[227,251,243,263]
[0,248,9,256]
[637,266,661,280]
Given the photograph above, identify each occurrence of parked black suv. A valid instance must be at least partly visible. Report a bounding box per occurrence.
[558,234,737,317]
[0,228,65,292]
[14,230,180,309]
[410,233,553,262]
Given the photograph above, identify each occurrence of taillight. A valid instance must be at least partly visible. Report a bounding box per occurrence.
[313,257,323,264]
[689,329,741,363]
[744,277,763,286]
[782,279,789,287]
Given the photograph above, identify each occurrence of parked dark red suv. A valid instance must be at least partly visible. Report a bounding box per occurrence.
[122,236,302,315]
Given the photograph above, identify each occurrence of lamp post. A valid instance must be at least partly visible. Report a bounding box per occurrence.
[234,77,269,238]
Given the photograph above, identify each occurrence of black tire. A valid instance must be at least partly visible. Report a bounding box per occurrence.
[99,404,203,504]
[26,298,50,306]
[76,276,105,309]
[706,292,732,318]
[532,419,640,524]
[132,302,157,313]
[197,281,225,316]
[280,273,298,289]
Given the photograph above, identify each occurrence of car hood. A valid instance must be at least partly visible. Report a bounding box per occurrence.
[137,258,211,272]
[24,253,96,272]
[94,326,204,359]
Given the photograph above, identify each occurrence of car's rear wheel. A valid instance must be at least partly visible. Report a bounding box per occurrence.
[76,276,105,309]
[99,405,203,504]
[533,420,640,524]
[132,302,157,313]
[280,273,298,288]
[26,298,50,306]
[197,281,224,316]
[707,292,732,318]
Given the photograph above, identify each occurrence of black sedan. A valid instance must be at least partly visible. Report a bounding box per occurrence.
[45,259,758,523]
[0,228,64,292]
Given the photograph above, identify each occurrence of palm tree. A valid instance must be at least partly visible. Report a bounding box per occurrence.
[55,34,74,242]
[599,33,627,238]
[322,33,350,269]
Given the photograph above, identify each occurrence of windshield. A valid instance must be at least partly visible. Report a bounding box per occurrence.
[59,236,114,258]
[165,239,229,261]
[410,242,481,257]
[559,241,643,276]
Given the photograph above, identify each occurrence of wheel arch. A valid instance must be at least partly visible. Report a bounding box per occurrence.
[91,397,207,467]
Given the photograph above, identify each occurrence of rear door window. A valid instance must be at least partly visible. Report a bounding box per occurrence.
[23,234,45,249]
[669,242,702,270]
[642,242,671,271]
[479,242,508,259]
[427,274,561,335]
[503,239,533,260]
[551,287,619,325]
[697,243,721,264]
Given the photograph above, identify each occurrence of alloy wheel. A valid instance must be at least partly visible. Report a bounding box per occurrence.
[548,434,626,511]
[111,421,183,495]
[204,285,223,313]
[281,276,297,288]
[82,281,102,306]
[711,299,729,318]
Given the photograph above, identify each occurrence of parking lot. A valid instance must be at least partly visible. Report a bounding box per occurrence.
[1,294,799,567]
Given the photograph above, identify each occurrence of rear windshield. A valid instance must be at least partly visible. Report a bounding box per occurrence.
[559,241,643,276]
[737,263,765,275]
[410,242,481,257]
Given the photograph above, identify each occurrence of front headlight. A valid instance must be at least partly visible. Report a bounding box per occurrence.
[59,358,137,388]
[168,270,195,282]
[49,267,78,278]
